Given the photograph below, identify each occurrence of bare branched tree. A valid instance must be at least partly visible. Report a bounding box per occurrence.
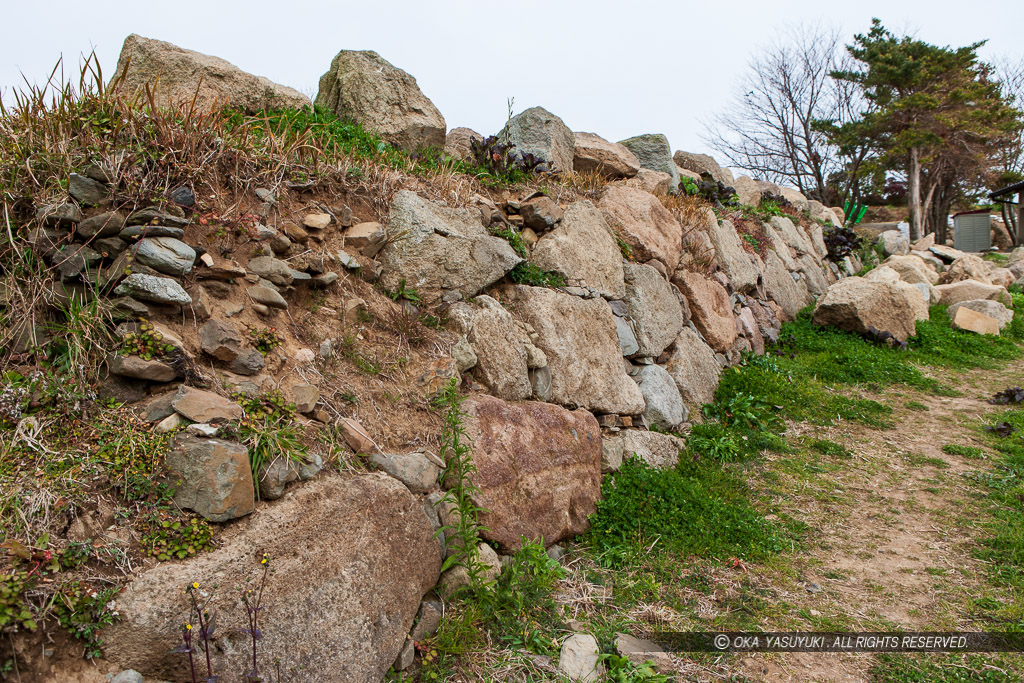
[703,25,860,203]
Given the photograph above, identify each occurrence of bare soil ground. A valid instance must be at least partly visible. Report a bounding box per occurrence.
[725,362,1024,682]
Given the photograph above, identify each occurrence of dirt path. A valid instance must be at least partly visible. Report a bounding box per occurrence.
[731,362,1024,682]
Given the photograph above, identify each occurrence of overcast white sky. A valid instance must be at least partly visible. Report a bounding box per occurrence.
[3,0,1022,159]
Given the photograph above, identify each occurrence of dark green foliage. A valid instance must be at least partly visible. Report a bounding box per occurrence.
[508,262,566,288]
[822,223,864,259]
[684,172,739,207]
[485,539,566,654]
[488,226,528,258]
[971,406,1024,590]
[468,135,549,185]
[587,457,791,567]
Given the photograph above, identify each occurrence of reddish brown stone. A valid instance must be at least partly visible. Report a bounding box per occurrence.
[457,395,602,553]
[672,270,737,353]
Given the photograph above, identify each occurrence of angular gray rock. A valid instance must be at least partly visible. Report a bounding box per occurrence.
[447,295,533,400]
[246,283,289,310]
[763,250,811,320]
[114,274,192,305]
[199,319,242,361]
[622,263,684,357]
[532,200,625,299]
[111,34,310,112]
[618,134,680,190]
[498,106,575,172]
[500,285,645,415]
[707,215,763,293]
[614,430,685,469]
[632,364,686,431]
[68,173,107,205]
[246,255,295,286]
[672,150,732,185]
[165,435,254,522]
[379,191,522,305]
[315,50,445,152]
[614,316,640,356]
[369,452,440,494]
[132,237,196,276]
[663,327,722,408]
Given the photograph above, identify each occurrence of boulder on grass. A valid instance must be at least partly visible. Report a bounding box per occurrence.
[952,307,1000,335]
[315,50,446,152]
[934,280,1012,307]
[947,299,1014,330]
[812,276,917,341]
[111,34,309,112]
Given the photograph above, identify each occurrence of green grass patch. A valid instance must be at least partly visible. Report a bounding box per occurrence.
[969,406,1024,592]
[587,457,797,567]
[943,444,986,459]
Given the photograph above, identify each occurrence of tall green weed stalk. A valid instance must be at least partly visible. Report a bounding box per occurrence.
[434,380,492,595]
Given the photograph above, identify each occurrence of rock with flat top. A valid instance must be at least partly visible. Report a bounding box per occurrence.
[573,132,640,179]
[952,307,1000,335]
[171,385,242,423]
[111,34,309,112]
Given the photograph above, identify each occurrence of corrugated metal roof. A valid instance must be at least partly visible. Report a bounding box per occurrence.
[990,179,1024,201]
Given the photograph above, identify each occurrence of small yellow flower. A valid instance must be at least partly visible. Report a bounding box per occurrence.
[192,582,199,589]
[185,623,192,631]
[261,553,270,565]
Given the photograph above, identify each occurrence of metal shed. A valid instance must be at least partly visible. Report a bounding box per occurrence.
[953,210,991,252]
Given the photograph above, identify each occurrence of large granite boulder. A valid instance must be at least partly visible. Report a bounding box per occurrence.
[763,249,812,319]
[315,50,446,151]
[934,280,1012,306]
[500,285,645,415]
[622,263,684,357]
[618,134,680,190]
[812,277,918,341]
[598,186,683,269]
[663,327,722,409]
[672,150,732,185]
[378,191,522,304]
[573,132,641,179]
[885,254,939,285]
[498,106,575,172]
[672,271,737,353]
[110,34,310,112]
[458,395,602,553]
[876,230,910,257]
[632,364,686,431]
[532,200,625,299]
[707,215,763,293]
[447,295,533,400]
[103,474,440,682]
